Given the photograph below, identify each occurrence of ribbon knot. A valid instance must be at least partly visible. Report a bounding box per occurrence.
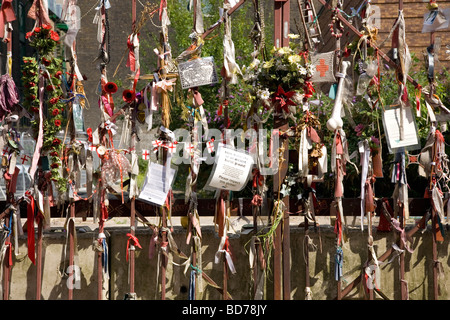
[126,233,142,261]
[252,169,263,188]
[104,120,118,135]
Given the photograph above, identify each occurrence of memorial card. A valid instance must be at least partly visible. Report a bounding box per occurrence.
[206,144,254,192]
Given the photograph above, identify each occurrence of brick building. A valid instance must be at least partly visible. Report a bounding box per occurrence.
[303,0,450,69]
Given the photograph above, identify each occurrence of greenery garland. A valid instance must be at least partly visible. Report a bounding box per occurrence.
[21,24,67,193]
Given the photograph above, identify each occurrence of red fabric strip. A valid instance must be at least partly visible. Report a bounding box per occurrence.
[27,196,35,265]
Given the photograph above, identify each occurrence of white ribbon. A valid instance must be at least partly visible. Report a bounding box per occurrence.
[104,120,117,135]
[214,236,236,274]
[222,5,241,84]
[359,140,371,230]
[298,128,310,177]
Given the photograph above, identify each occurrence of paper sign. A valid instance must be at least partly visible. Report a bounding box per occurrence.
[382,106,421,153]
[206,144,253,191]
[137,162,176,206]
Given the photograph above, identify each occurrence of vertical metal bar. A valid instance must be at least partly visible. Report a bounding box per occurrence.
[36,219,43,300]
[223,252,228,300]
[3,214,10,300]
[128,0,137,297]
[68,202,75,300]
[273,0,290,300]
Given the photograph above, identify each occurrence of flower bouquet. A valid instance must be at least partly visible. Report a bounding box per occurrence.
[242,35,315,118]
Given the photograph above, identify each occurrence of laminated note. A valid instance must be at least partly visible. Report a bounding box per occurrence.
[138,162,177,206]
[422,8,450,33]
[206,144,253,192]
[382,105,421,153]
[178,56,219,89]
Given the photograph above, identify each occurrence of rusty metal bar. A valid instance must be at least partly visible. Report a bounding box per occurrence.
[36,219,43,300]
[68,202,75,300]
[273,0,291,300]
[127,0,138,298]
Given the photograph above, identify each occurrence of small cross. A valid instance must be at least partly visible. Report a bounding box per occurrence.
[167,142,177,154]
[185,142,194,154]
[316,59,329,77]
[21,155,29,164]
[142,149,150,160]
[206,139,215,153]
[2,147,8,156]
[152,140,162,153]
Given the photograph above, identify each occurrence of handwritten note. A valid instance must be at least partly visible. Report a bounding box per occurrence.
[207,144,254,191]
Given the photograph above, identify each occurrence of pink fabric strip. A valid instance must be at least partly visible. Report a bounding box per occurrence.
[29,77,44,181]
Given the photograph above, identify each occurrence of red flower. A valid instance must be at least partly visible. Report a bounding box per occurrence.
[49,97,59,105]
[28,82,36,87]
[25,31,33,39]
[27,95,36,101]
[50,151,59,157]
[55,71,63,78]
[52,138,61,146]
[43,24,51,30]
[272,85,297,113]
[52,108,59,116]
[50,163,59,169]
[50,31,59,42]
[46,85,55,91]
[34,27,41,33]
[30,106,39,113]
[42,57,51,66]
[54,119,61,127]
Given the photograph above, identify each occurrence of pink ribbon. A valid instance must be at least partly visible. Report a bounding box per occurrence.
[155,78,176,93]
[100,95,113,117]
[0,0,16,40]
[391,218,413,253]
[29,77,44,181]
[27,0,51,25]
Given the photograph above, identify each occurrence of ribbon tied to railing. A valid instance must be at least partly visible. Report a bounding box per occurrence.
[126,233,142,262]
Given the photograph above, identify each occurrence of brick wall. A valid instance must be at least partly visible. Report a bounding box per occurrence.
[302,0,450,70]
[373,0,450,70]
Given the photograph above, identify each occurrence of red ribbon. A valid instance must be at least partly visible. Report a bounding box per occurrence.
[252,169,263,188]
[26,194,36,265]
[272,85,296,113]
[401,86,408,102]
[159,0,167,21]
[126,35,136,72]
[126,233,142,262]
[303,81,315,98]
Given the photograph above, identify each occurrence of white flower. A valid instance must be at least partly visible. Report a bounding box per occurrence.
[278,47,291,55]
[249,58,260,69]
[299,67,307,75]
[288,34,300,39]
[257,88,270,100]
